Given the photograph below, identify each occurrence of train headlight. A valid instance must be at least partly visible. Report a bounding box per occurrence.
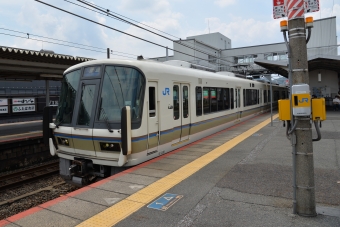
[57,137,70,146]
[100,142,120,152]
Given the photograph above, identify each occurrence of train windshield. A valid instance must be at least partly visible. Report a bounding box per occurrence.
[55,69,81,125]
[98,66,145,122]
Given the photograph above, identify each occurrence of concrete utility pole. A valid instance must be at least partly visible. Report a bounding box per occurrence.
[288,18,316,216]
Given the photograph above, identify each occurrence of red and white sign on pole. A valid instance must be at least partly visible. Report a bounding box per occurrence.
[273,0,287,19]
[273,0,319,20]
[287,0,305,20]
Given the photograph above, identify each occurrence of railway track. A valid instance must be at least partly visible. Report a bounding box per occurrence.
[0,160,59,191]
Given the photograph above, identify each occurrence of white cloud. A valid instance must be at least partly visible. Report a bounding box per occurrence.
[118,0,171,14]
[186,16,280,48]
[214,0,236,8]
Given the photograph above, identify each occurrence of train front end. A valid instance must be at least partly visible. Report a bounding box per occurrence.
[43,61,146,185]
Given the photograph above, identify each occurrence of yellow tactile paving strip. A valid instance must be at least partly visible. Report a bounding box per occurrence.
[77,114,278,227]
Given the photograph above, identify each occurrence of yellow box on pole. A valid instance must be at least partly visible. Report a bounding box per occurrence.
[312,98,326,121]
[278,99,291,121]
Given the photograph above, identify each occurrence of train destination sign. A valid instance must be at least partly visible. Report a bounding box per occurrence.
[0,106,8,114]
[12,98,35,105]
[12,105,35,113]
[147,193,183,211]
[0,98,8,106]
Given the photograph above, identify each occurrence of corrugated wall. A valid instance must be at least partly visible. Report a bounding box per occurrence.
[307,17,337,56]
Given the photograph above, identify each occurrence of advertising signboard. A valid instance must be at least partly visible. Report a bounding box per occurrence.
[12,105,35,113]
[0,98,8,106]
[0,106,8,114]
[12,98,35,105]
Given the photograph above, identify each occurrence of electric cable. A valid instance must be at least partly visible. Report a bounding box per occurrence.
[76,0,181,40]
[72,0,235,65]
[35,0,232,67]
[0,32,136,60]
[0,27,139,57]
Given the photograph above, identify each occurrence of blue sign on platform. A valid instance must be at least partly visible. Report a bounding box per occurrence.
[147,193,183,211]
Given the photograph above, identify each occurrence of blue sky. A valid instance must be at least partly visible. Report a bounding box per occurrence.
[0,0,339,60]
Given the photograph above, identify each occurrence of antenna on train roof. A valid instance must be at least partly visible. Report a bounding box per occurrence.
[137,55,144,60]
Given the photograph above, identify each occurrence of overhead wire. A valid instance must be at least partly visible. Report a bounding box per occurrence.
[0,27,139,58]
[0,32,136,60]
[76,0,181,40]
[71,0,235,65]
[35,0,233,67]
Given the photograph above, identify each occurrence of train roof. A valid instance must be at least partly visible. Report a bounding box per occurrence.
[64,59,282,87]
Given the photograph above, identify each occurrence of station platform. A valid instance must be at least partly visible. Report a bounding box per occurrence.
[0,131,42,144]
[1,111,340,227]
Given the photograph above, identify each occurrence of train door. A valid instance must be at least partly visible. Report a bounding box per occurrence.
[235,87,241,119]
[72,79,100,156]
[172,83,190,145]
[147,82,159,153]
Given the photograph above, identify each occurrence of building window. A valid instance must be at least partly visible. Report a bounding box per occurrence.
[208,55,216,64]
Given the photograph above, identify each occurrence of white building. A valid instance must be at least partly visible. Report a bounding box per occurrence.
[152,17,340,98]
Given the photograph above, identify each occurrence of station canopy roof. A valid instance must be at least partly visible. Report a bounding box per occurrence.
[255,54,340,78]
[0,46,94,81]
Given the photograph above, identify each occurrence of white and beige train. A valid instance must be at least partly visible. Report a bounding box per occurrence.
[43,59,287,185]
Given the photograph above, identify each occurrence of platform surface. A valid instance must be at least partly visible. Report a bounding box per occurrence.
[1,111,340,227]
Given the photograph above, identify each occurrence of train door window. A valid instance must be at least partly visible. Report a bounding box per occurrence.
[173,85,180,120]
[257,90,260,104]
[243,89,246,107]
[203,87,210,114]
[183,86,189,118]
[264,90,267,103]
[268,90,271,102]
[196,87,202,116]
[211,88,217,112]
[230,88,234,109]
[217,88,223,111]
[235,89,239,108]
[224,88,230,110]
[149,87,156,117]
[282,91,286,99]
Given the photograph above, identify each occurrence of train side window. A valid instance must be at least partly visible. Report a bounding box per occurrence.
[203,87,210,114]
[257,90,260,104]
[183,86,189,118]
[217,88,223,111]
[264,90,267,103]
[196,87,202,116]
[230,88,234,109]
[224,88,230,110]
[211,88,217,112]
[173,85,180,120]
[274,90,279,101]
[268,90,271,102]
[149,87,156,117]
